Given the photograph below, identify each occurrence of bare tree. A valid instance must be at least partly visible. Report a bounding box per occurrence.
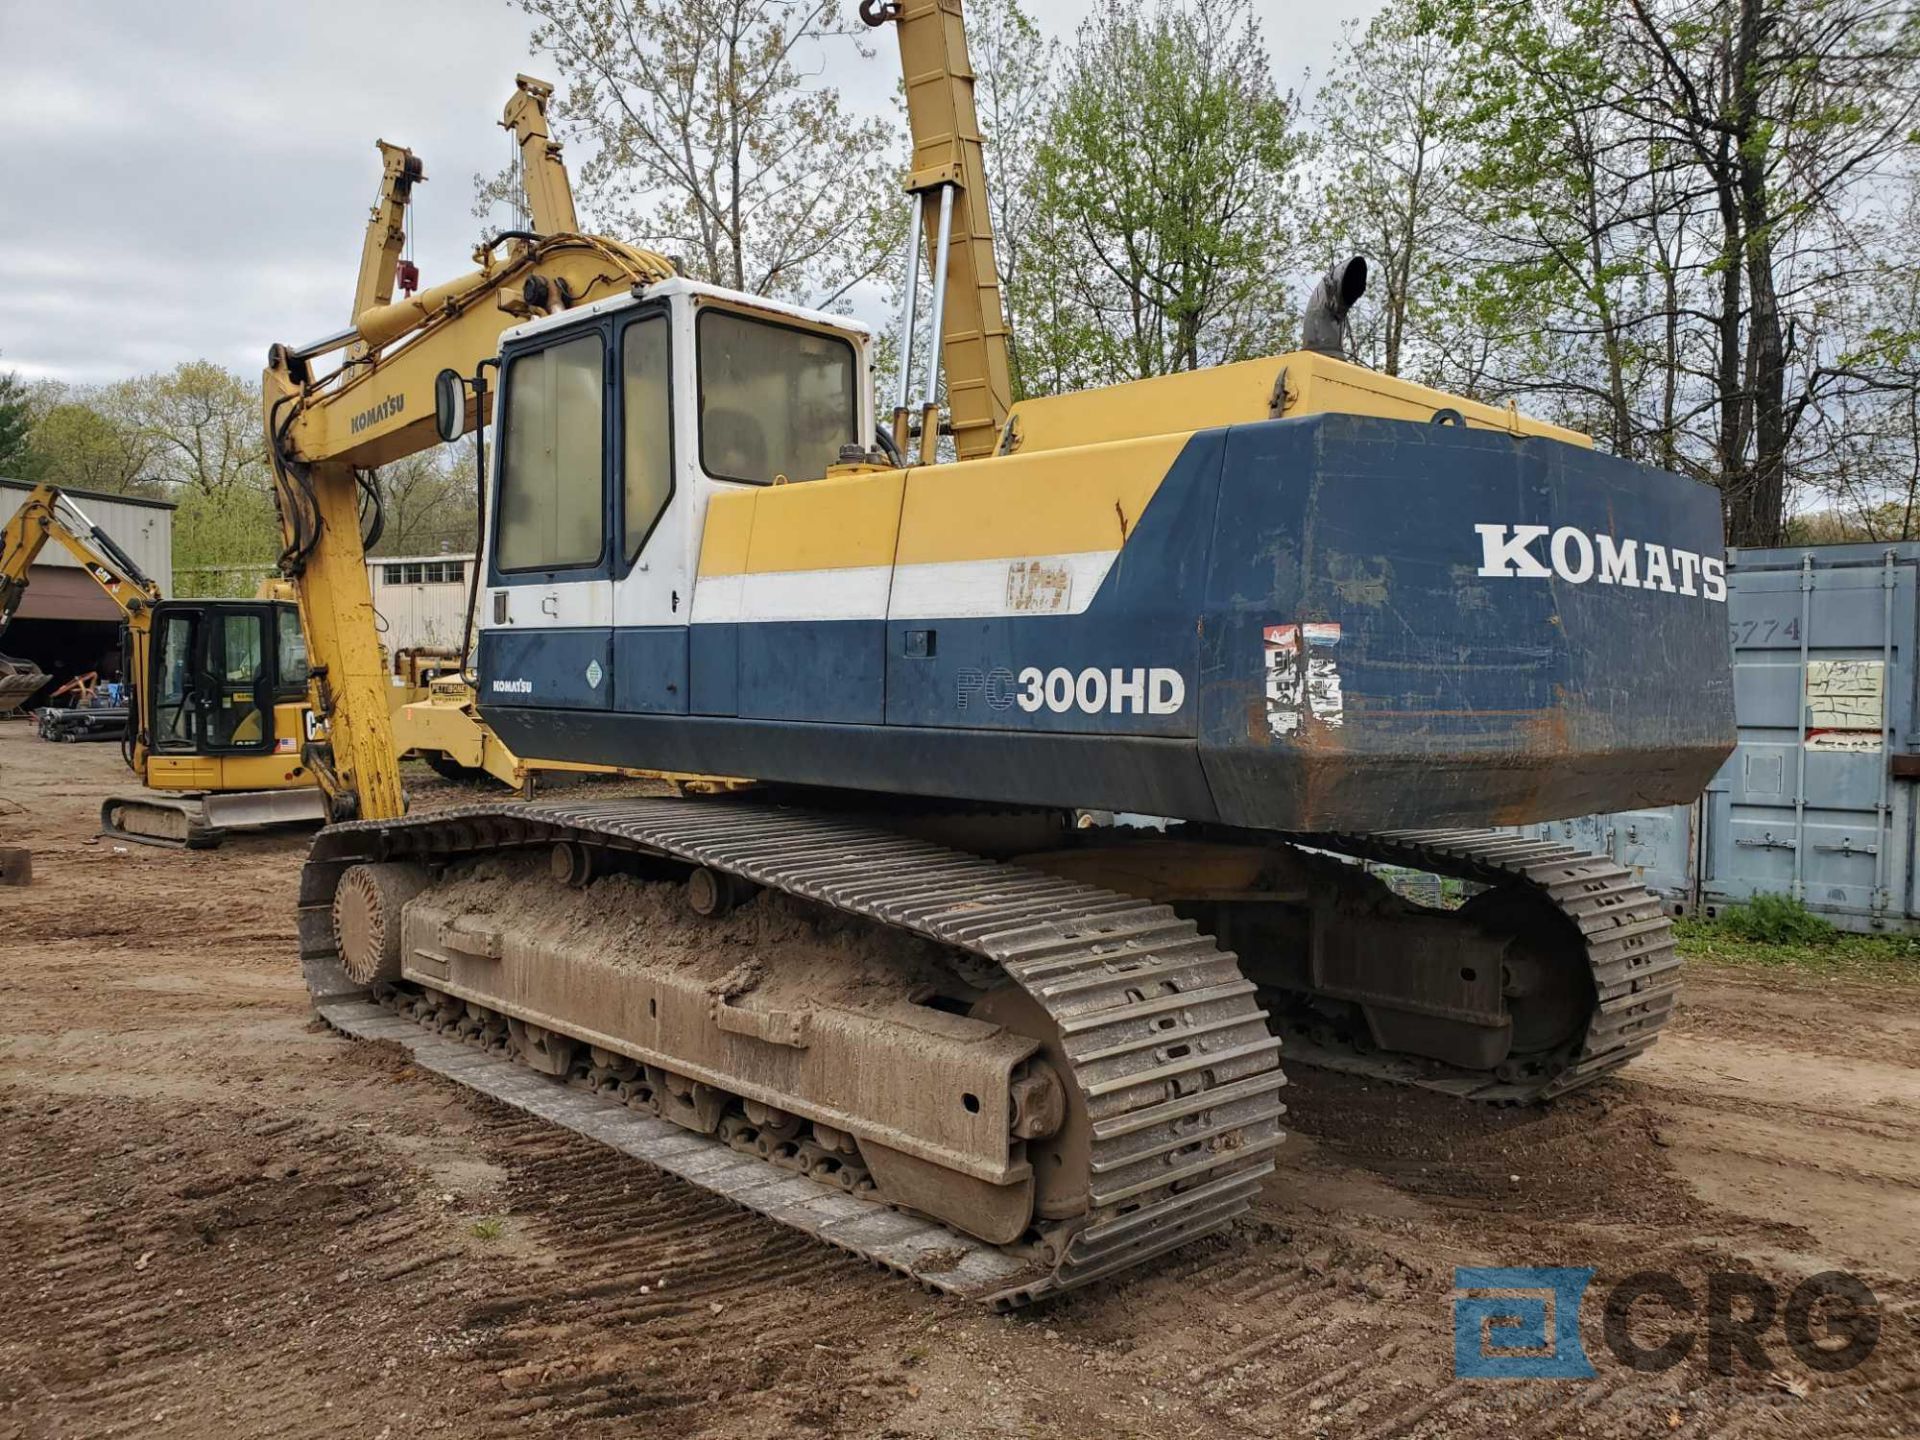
[513,0,901,307]
[370,448,481,557]
[1607,0,1920,543]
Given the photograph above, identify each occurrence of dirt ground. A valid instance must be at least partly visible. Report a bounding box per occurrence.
[0,723,1915,1439]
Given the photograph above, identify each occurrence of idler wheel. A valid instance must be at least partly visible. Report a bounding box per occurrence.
[332,863,430,985]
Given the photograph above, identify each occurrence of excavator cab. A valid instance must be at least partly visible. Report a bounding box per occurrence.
[145,598,308,760]
[475,282,871,716]
[103,595,328,849]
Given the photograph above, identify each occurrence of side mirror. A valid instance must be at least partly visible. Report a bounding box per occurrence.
[433,368,465,444]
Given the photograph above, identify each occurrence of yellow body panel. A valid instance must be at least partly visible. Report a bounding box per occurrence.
[146,754,306,794]
[696,434,1186,580]
[895,434,1183,565]
[742,470,907,574]
[1003,352,1591,456]
[696,492,756,577]
[692,353,1590,585]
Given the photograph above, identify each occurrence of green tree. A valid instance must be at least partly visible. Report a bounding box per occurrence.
[117,361,270,498]
[0,366,31,477]
[18,401,154,495]
[1029,0,1307,383]
[170,486,283,598]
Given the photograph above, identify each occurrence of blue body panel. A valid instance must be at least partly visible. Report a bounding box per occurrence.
[612,626,689,714]
[480,627,611,711]
[479,413,1737,832]
[737,620,887,724]
[882,430,1225,739]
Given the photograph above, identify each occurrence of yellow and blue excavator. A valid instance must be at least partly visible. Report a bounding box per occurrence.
[266,2,1736,1306]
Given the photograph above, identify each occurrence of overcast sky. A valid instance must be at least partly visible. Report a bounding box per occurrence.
[0,0,1380,388]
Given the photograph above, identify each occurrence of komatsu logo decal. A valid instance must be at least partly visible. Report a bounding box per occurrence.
[350,392,405,434]
[490,678,533,695]
[1474,524,1727,603]
[957,666,1186,715]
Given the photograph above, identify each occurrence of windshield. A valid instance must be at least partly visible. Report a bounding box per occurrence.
[697,309,856,485]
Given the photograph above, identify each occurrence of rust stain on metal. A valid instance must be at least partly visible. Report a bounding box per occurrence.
[1487,706,1571,824]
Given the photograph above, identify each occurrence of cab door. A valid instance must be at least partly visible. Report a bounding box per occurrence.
[610,305,690,712]
[479,323,615,710]
[147,602,274,755]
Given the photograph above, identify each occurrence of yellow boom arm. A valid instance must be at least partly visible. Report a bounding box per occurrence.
[263,106,673,824]
[501,75,579,235]
[0,483,162,638]
[864,0,1014,461]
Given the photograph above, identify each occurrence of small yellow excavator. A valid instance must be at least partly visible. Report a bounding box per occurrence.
[0,482,325,843]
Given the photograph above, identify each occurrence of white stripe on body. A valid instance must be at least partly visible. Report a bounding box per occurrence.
[689,552,1119,625]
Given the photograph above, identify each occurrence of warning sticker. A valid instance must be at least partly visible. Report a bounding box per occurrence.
[1264,622,1344,737]
[1805,659,1884,751]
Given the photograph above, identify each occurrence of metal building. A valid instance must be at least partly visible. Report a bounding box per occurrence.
[367,552,474,657]
[1511,542,1920,932]
[0,479,175,704]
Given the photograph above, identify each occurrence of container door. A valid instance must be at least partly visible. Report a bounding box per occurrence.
[479,325,615,710]
[1706,548,1916,928]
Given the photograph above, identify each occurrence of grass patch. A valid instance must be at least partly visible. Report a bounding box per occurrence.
[1675,899,1920,985]
[470,1217,505,1241]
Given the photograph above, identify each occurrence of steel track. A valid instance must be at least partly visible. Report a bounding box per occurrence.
[299,798,1287,1307]
[1277,828,1684,1101]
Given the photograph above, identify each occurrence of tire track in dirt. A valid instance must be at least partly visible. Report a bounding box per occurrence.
[8,730,1920,1439]
[0,1093,463,1439]
[434,1103,921,1435]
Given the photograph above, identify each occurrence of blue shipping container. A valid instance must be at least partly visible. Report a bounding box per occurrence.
[1511,543,1920,933]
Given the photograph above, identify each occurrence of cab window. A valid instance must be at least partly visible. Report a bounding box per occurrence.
[497,332,606,570]
[697,310,856,486]
[623,314,673,558]
[153,611,194,749]
[207,610,266,748]
[276,607,309,693]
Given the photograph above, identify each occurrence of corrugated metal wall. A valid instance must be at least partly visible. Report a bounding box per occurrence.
[1511,542,1920,932]
[367,553,474,655]
[0,481,174,596]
